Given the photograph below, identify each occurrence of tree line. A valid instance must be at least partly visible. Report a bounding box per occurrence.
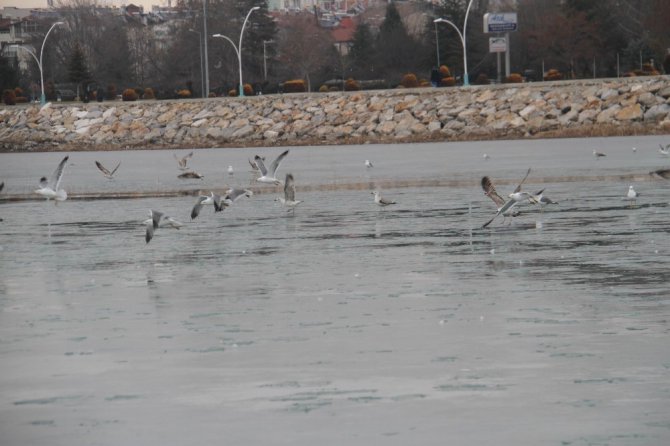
[1,0,668,100]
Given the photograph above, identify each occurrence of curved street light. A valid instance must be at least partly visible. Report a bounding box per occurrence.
[212,6,260,97]
[434,0,474,86]
[15,21,64,104]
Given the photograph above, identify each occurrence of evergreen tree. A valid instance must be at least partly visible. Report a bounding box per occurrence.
[348,22,376,79]
[375,2,421,83]
[0,56,19,92]
[67,42,91,98]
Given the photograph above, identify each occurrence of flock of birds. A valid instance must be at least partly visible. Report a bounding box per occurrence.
[14,141,670,243]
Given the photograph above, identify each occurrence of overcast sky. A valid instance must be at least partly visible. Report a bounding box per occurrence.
[0,1,166,11]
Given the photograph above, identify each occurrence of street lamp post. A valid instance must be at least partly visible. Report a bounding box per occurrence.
[212,6,259,97]
[434,20,440,68]
[15,21,64,105]
[434,0,474,86]
[263,40,272,81]
[203,0,209,96]
[188,28,205,98]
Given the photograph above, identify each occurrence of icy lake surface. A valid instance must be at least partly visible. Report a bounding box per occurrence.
[1,136,670,445]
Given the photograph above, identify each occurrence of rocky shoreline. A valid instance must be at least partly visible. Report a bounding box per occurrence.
[1,77,669,153]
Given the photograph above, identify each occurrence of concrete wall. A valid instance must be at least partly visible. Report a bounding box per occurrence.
[1,77,669,152]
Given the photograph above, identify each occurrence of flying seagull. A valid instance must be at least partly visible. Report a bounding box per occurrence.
[255,150,289,185]
[276,173,302,212]
[35,155,69,202]
[481,167,532,228]
[191,192,224,220]
[144,209,183,243]
[95,160,121,179]
[659,144,669,156]
[530,188,558,211]
[593,150,606,158]
[649,168,670,180]
[222,187,253,207]
[371,190,396,207]
[178,170,204,179]
[174,151,194,171]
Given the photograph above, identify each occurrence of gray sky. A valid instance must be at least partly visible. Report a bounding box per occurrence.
[0,1,165,10]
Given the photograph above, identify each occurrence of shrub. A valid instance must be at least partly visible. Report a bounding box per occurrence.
[228,89,238,97]
[475,73,490,85]
[329,86,340,92]
[15,96,29,103]
[142,88,155,100]
[318,84,329,92]
[14,87,24,97]
[641,63,660,75]
[440,77,456,87]
[505,73,523,83]
[283,79,306,93]
[243,83,254,96]
[208,92,217,98]
[344,78,361,91]
[177,89,191,98]
[3,89,16,105]
[107,84,117,100]
[543,69,563,81]
[439,65,451,78]
[122,88,138,101]
[400,73,418,88]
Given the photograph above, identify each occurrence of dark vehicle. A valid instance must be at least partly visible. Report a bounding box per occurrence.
[56,89,76,101]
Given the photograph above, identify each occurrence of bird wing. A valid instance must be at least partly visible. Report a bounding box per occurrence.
[145,220,155,243]
[248,158,259,170]
[52,156,69,191]
[650,168,670,179]
[0,181,3,192]
[284,174,296,201]
[254,155,268,176]
[481,176,506,208]
[481,199,517,229]
[513,167,531,193]
[150,210,163,229]
[110,161,121,176]
[191,196,207,219]
[95,161,111,176]
[165,217,183,229]
[268,149,289,176]
[225,188,250,202]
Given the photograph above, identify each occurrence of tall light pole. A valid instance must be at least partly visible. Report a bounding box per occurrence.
[188,28,205,98]
[212,6,260,97]
[434,20,440,68]
[17,21,64,105]
[203,0,209,96]
[434,0,474,86]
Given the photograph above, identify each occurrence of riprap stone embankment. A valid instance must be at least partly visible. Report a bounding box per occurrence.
[1,77,669,152]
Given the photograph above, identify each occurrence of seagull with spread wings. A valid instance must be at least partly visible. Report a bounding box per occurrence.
[276,173,302,212]
[480,167,532,228]
[174,151,194,171]
[144,210,183,243]
[95,160,121,179]
[255,150,289,185]
[191,192,224,220]
[35,156,69,202]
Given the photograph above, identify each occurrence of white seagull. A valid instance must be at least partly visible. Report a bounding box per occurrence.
[276,173,302,212]
[255,150,289,185]
[95,160,121,179]
[228,165,234,175]
[222,187,254,207]
[35,155,69,202]
[593,150,606,158]
[530,188,558,211]
[365,159,373,168]
[144,210,183,243]
[626,185,639,207]
[174,151,194,171]
[483,153,490,160]
[481,167,531,228]
[372,190,396,207]
[191,192,224,220]
[659,144,669,156]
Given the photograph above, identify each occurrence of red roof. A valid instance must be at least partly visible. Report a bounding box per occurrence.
[331,17,356,43]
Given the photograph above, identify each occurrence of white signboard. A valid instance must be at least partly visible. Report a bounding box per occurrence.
[483,12,518,33]
[489,37,507,53]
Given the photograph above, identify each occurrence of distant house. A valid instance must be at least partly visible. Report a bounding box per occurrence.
[331,16,356,56]
[124,4,144,16]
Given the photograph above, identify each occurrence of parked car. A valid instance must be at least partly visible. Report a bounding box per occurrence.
[56,89,76,101]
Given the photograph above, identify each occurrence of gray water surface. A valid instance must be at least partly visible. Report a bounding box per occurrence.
[1,136,670,445]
